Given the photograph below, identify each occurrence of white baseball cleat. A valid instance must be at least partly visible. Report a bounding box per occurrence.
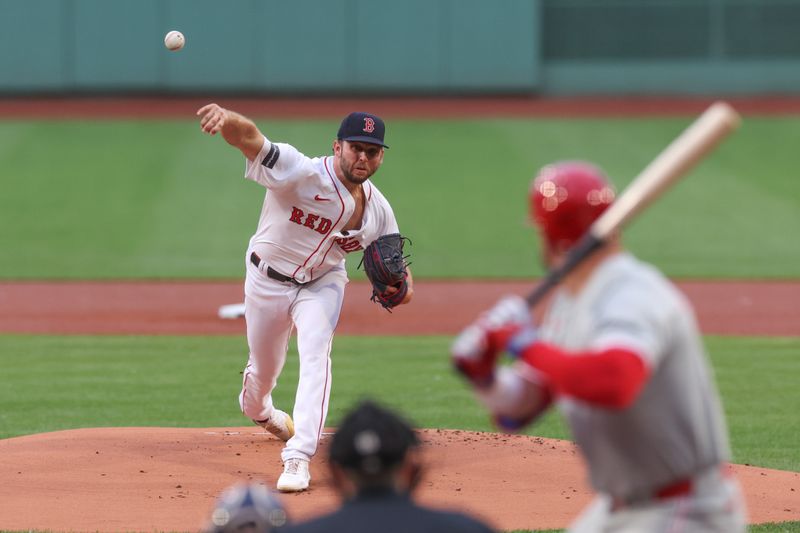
[255,409,295,442]
[276,458,310,492]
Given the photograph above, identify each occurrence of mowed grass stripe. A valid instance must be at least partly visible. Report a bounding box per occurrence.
[0,117,798,279]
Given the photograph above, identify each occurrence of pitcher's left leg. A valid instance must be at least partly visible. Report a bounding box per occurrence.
[283,268,348,464]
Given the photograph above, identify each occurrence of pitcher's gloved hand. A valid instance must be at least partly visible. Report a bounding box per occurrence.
[360,233,411,310]
[450,295,536,388]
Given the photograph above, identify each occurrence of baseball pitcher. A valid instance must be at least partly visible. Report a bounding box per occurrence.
[197,105,413,492]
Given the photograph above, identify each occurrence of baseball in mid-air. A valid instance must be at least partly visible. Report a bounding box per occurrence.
[164,30,185,51]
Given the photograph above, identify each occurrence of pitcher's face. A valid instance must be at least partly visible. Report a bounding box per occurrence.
[334,140,384,185]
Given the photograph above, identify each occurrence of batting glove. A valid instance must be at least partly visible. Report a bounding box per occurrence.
[450,295,532,388]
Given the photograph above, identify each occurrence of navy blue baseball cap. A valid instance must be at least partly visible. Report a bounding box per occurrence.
[337,112,389,148]
[329,400,418,476]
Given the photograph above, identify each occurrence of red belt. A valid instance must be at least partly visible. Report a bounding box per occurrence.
[653,478,694,499]
[613,464,730,511]
[612,478,691,511]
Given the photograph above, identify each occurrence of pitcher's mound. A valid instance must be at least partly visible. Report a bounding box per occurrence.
[0,427,797,532]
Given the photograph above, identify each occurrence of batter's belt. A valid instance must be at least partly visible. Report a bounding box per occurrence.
[612,463,732,510]
[250,252,305,286]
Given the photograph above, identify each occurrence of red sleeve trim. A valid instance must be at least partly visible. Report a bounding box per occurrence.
[519,344,649,409]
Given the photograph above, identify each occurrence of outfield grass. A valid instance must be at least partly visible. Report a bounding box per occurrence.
[707,336,800,471]
[1,117,798,280]
[1,334,797,473]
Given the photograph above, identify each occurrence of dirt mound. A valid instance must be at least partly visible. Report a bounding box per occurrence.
[0,427,797,532]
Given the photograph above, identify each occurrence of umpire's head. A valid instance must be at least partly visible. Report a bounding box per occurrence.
[328,399,421,495]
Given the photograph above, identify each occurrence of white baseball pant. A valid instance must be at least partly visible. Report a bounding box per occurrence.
[239,253,348,463]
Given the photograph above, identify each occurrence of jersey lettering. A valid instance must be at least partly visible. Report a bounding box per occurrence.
[303,213,319,229]
[363,117,375,133]
[335,236,364,253]
[290,207,304,224]
[316,218,332,234]
[289,206,333,235]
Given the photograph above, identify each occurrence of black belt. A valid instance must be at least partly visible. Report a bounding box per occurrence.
[250,252,304,285]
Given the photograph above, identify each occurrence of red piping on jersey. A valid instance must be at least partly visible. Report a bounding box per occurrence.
[241,362,253,414]
[314,334,334,455]
[293,157,345,281]
[314,179,372,268]
[316,239,340,270]
[519,344,650,409]
[312,171,372,270]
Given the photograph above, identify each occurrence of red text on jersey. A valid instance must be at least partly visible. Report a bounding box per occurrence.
[290,207,332,235]
[335,236,363,253]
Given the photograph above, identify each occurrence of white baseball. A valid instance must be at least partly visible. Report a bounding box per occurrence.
[164,30,185,51]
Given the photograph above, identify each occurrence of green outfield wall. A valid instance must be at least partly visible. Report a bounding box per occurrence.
[1,0,799,95]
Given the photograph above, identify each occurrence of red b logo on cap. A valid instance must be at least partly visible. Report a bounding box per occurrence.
[363,117,375,133]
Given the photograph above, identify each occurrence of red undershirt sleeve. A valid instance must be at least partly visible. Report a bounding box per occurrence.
[519,343,650,409]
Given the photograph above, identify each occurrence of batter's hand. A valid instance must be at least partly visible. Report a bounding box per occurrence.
[451,295,533,387]
[197,103,229,135]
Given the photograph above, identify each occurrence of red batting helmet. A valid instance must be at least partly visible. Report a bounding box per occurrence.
[529,161,615,249]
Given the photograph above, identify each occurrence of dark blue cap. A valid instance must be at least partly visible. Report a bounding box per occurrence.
[337,112,388,148]
[329,400,418,476]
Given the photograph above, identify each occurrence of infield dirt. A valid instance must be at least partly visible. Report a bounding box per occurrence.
[1,279,798,336]
[1,426,798,532]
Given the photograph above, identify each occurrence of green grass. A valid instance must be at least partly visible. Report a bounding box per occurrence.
[1,334,797,473]
[749,524,800,532]
[1,117,799,279]
[707,336,800,471]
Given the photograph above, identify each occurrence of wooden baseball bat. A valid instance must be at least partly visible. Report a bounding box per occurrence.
[526,101,742,307]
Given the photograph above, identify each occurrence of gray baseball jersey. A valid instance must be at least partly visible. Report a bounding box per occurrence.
[539,252,731,502]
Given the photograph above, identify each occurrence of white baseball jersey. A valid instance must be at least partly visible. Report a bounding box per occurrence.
[245,136,399,283]
[238,135,401,465]
[539,252,731,502]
